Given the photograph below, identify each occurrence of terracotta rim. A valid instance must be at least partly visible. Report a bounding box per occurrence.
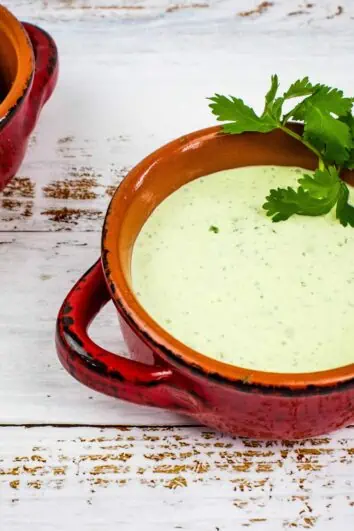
[0,6,34,121]
[103,126,354,391]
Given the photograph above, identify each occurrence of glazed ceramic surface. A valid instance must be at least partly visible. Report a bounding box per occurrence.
[0,6,58,190]
[56,126,354,440]
[4,3,354,525]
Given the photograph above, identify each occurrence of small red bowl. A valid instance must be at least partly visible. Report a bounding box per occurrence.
[56,126,354,440]
[0,6,58,191]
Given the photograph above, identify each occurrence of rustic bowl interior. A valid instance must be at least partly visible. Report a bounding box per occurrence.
[0,7,33,114]
[117,127,317,284]
[0,27,18,101]
[104,126,354,388]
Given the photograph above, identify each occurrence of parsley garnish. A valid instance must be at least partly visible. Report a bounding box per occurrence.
[209,75,354,227]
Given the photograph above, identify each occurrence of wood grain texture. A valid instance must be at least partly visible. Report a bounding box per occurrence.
[1,426,354,530]
[0,233,194,425]
[0,0,352,422]
[2,0,353,423]
[2,1,354,232]
[4,0,354,23]
[0,1,354,527]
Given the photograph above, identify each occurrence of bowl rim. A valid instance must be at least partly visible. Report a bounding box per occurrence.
[102,125,354,392]
[0,6,34,124]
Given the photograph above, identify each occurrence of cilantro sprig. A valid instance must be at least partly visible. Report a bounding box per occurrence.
[209,76,354,227]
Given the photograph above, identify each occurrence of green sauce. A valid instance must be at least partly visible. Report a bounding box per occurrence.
[132,166,354,373]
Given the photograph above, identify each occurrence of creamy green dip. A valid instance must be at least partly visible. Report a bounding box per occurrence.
[131,166,354,373]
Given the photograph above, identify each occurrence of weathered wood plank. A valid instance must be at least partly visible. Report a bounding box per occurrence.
[2,1,352,424]
[0,3,353,528]
[1,426,353,530]
[0,232,193,425]
[5,0,354,25]
[2,1,354,232]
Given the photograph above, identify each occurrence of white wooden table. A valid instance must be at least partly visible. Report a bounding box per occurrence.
[1,1,353,529]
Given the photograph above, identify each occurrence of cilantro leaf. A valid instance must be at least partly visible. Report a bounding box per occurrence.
[284,86,354,164]
[263,187,309,222]
[209,75,354,227]
[281,78,322,123]
[340,113,354,168]
[304,113,352,164]
[209,94,277,134]
[262,75,284,122]
[270,97,284,121]
[264,74,279,106]
[283,77,321,99]
[263,167,341,222]
[336,183,354,227]
[299,166,341,199]
[308,86,352,116]
[291,86,352,121]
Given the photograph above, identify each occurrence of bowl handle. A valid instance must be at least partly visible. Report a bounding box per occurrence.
[56,260,201,413]
[22,23,59,135]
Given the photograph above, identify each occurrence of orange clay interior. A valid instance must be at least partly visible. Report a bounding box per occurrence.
[0,6,33,117]
[104,126,354,389]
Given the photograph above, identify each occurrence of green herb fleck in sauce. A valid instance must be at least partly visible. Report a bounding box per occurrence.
[209,225,219,233]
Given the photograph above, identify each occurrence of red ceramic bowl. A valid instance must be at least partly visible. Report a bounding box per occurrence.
[0,6,58,191]
[56,126,354,440]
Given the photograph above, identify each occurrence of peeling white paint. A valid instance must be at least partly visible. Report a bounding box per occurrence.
[1,427,354,530]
